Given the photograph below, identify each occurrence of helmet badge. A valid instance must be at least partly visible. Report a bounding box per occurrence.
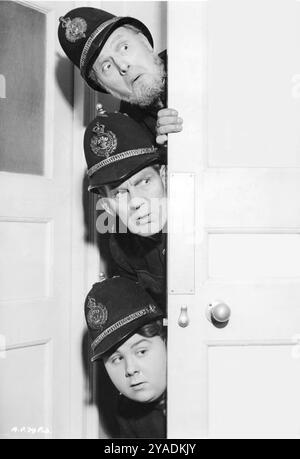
[86,297,108,331]
[59,16,87,43]
[90,123,118,158]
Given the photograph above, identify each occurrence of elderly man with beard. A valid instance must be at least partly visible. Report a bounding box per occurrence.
[58,7,182,145]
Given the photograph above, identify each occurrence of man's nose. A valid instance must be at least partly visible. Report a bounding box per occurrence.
[129,196,145,211]
[125,358,140,378]
[114,57,130,75]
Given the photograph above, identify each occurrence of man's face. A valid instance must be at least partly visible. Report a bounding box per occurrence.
[93,26,165,106]
[103,166,167,237]
[104,332,167,403]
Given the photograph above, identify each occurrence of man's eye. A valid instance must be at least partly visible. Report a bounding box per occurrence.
[137,177,151,187]
[136,349,148,357]
[102,62,112,73]
[113,190,127,198]
[121,43,129,52]
[111,355,122,364]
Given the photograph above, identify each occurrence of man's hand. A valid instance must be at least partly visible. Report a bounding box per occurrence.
[156,108,183,145]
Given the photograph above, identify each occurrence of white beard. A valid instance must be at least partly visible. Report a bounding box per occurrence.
[128,72,165,106]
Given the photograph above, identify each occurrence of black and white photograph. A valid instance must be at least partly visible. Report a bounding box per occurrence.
[1,0,300,441]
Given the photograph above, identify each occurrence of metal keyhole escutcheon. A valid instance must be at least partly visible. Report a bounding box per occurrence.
[178,306,189,328]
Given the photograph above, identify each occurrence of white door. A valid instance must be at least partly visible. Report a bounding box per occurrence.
[0,0,87,439]
[168,0,300,439]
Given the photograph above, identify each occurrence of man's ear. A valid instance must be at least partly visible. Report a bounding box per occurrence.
[159,165,167,188]
[100,198,116,216]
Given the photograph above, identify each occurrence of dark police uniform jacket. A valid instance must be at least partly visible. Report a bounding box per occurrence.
[110,231,166,313]
[116,393,166,439]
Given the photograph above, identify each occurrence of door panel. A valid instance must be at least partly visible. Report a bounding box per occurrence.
[207,0,300,168]
[0,341,52,439]
[208,344,300,438]
[0,219,52,300]
[168,0,300,439]
[0,1,47,175]
[0,1,77,439]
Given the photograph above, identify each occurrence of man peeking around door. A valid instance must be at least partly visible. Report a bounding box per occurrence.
[85,277,167,439]
[84,107,167,313]
[58,6,182,145]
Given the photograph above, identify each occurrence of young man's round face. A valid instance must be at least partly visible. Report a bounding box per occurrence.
[92,26,165,106]
[103,332,167,404]
[104,165,167,237]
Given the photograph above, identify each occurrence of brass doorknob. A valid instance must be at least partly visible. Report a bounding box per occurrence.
[207,301,231,326]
